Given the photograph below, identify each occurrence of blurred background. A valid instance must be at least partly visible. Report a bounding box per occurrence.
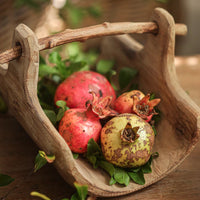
[0,0,200,55]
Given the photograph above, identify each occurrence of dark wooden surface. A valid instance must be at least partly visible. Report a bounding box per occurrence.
[0,56,200,200]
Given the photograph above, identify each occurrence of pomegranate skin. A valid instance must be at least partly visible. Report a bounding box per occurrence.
[59,108,101,153]
[101,113,155,168]
[114,90,145,113]
[54,71,116,108]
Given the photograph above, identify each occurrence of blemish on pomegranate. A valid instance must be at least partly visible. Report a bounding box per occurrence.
[99,89,103,97]
[111,148,122,161]
[76,111,87,121]
[105,129,112,134]
[66,122,71,128]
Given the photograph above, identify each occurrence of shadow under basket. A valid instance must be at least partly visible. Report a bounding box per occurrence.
[0,8,199,198]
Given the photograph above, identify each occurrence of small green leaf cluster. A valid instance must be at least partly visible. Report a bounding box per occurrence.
[43,100,69,127]
[34,150,55,172]
[66,182,88,200]
[86,139,158,186]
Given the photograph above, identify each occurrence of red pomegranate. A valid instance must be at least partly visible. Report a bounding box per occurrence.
[54,71,116,108]
[58,92,117,153]
[114,90,160,122]
[114,90,145,114]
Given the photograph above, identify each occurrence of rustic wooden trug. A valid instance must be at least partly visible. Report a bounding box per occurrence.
[0,8,199,197]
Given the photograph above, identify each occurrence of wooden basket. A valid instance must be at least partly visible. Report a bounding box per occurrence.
[0,8,199,198]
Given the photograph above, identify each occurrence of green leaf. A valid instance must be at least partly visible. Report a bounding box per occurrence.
[43,110,57,126]
[152,108,161,125]
[96,60,115,74]
[142,162,152,174]
[87,139,101,157]
[119,67,138,90]
[73,153,79,159]
[30,191,51,200]
[66,42,81,58]
[55,100,69,122]
[114,168,130,186]
[37,78,58,109]
[128,169,145,185]
[49,51,62,64]
[84,51,99,65]
[74,182,88,200]
[149,93,156,100]
[34,151,55,172]
[87,155,97,168]
[56,100,67,108]
[70,193,79,200]
[152,125,157,136]
[0,174,14,187]
[68,61,89,74]
[34,154,47,173]
[98,160,115,177]
[129,167,140,173]
[39,64,59,78]
[56,108,66,122]
[109,177,117,185]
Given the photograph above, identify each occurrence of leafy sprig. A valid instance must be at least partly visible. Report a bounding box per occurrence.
[34,150,55,172]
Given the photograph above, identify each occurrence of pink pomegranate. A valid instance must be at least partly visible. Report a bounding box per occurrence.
[114,90,145,114]
[54,71,116,108]
[58,92,117,153]
[114,90,160,122]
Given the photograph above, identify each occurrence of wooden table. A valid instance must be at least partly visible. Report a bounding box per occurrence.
[0,56,200,200]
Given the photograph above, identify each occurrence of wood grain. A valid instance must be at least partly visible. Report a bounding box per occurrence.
[0,8,199,198]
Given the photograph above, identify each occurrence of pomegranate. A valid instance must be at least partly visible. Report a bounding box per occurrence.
[58,92,117,153]
[114,90,145,114]
[101,113,155,168]
[114,90,160,122]
[54,71,116,108]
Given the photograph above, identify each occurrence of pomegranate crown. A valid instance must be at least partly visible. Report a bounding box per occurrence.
[86,91,118,119]
[133,93,161,121]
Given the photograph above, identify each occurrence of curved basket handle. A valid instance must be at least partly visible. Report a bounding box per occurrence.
[0,21,186,67]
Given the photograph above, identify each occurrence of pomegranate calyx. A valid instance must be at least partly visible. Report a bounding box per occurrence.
[87,91,118,119]
[120,122,140,143]
[133,94,160,121]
